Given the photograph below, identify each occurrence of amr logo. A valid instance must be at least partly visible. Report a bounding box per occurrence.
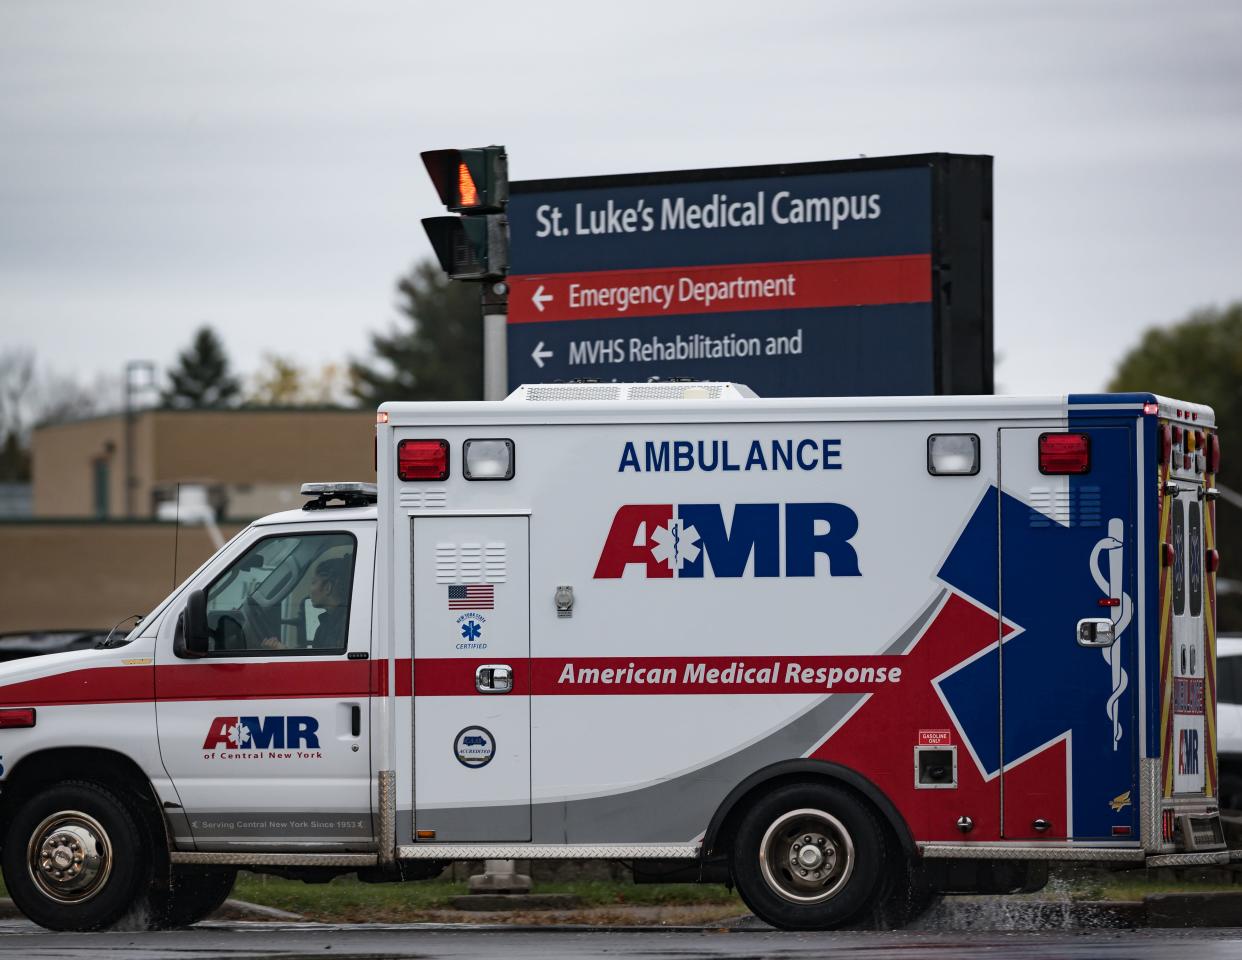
[202,716,320,750]
[594,502,861,579]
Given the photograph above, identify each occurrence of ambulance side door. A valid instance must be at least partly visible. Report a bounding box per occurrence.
[154,521,375,851]
[410,514,531,842]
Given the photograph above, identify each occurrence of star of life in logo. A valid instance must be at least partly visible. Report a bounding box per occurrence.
[650,518,701,571]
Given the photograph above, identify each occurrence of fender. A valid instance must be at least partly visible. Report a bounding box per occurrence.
[702,758,915,857]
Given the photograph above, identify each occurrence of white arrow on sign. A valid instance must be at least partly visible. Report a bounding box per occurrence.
[531,342,554,369]
[532,285,554,312]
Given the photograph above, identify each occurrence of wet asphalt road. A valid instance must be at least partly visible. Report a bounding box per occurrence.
[3,920,1242,960]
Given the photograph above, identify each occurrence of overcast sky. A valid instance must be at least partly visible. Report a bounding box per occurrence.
[1,0,1240,400]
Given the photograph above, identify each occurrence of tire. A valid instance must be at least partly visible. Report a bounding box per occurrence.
[853,853,938,930]
[148,867,237,928]
[731,782,888,931]
[1,780,151,931]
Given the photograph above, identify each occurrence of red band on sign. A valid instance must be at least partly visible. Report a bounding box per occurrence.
[507,255,932,324]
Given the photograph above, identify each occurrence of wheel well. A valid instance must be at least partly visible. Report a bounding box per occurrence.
[703,760,914,860]
[0,748,170,857]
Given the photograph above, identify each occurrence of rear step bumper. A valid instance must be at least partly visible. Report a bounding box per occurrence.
[1146,850,1233,868]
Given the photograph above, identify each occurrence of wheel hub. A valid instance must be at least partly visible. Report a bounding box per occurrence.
[759,808,855,904]
[28,812,112,903]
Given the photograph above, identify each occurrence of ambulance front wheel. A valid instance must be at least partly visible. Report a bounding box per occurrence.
[1,780,151,931]
[732,782,886,930]
[148,867,237,928]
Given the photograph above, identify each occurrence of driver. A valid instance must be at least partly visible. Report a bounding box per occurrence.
[307,558,350,650]
[259,557,350,651]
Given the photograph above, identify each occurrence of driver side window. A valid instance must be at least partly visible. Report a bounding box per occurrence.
[203,531,356,656]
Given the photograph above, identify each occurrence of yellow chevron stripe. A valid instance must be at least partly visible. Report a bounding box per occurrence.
[1157,455,1175,797]
[1204,467,1218,795]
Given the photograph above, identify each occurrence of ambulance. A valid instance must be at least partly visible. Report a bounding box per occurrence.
[0,383,1227,931]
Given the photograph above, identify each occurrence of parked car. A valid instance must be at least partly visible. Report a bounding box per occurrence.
[0,630,110,662]
[1216,635,1242,810]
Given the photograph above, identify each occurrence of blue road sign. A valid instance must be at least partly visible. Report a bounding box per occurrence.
[506,154,991,397]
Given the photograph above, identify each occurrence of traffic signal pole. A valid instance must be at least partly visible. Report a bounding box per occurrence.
[422,146,526,893]
[481,281,509,401]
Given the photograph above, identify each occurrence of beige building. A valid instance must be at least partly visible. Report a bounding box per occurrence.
[1,408,376,633]
[32,408,375,520]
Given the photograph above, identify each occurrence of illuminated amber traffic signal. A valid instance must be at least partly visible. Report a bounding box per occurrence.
[422,146,507,213]
[421,145,509,281]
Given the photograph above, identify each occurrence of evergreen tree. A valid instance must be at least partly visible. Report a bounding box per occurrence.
[162,326,241,409]
[350,261,481,406]
[0,431,30,482]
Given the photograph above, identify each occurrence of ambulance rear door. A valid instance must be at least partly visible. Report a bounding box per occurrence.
[997,423,1138,841]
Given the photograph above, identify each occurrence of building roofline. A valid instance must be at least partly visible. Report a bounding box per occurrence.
[33,405,372,433]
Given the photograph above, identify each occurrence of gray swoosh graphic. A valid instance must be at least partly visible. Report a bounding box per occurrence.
[421,590,946,843]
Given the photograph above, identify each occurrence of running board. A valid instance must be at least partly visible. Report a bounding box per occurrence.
[171,852,379,867]
[1145,850,1232,868]
[919,843,1145,862]
[397,843,700,860]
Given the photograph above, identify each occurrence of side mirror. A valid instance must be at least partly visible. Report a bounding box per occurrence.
[182,589,210,657]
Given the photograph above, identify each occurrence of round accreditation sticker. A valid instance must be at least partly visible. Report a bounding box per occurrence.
[454,726,496,769]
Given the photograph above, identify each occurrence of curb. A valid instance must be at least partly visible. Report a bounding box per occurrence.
[2,892,1240,931]
[450,894,584,911]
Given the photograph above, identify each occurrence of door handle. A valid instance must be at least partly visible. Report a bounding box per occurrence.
[351,705,361,737]
[1077,617,1116,648]
[475,664,514,694]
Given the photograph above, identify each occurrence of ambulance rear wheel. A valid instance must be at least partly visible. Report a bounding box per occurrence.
[1,780,150,931]
[732,782,886,930]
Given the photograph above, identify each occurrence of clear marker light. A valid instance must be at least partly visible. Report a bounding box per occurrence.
[927,434,980,476]
[464,439,514,480]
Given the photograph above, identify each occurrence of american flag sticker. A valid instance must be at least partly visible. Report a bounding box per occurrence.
[448,584,494,610]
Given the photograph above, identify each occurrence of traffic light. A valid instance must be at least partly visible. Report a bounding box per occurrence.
[421,146,509,281]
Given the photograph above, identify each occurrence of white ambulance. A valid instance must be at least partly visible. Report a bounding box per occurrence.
[0,383,1227,931]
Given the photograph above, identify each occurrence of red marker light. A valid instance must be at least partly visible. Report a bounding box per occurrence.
[1143,402,1160,416]
[1163,542,1175,567]
[1160,424,1172,465]
[397,439,449,481]
[1208,433,1221,474]
[1098,597,1121,607]
[456,162,479,208]
[0,708,35,728]
[1207,549,1220,574]
[1038,433,1091,474]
